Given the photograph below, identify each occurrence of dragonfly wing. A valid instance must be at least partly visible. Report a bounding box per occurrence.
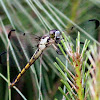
[0,30,42,67]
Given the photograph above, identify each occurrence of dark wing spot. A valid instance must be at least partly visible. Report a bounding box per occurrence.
[70,26,74,30]
[8,29,15,39]
[23,33,25,36]
[89,19,100,29]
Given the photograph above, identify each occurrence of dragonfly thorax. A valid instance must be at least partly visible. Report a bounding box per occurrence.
[38,29,62,51]
[39,36,50,50]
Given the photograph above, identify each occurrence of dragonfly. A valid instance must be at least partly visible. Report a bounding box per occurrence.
[0,19,99,88]
[5,29,62,88]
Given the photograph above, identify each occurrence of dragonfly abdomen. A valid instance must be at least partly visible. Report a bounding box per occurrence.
[10,49,43,88]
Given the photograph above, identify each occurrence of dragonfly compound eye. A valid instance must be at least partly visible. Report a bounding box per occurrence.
[55,30,61,43]
[55,30,61,38]
[49,29,57,38]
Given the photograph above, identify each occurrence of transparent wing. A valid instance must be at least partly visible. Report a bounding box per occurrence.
[0,30,41,67]
[68,19,100,44]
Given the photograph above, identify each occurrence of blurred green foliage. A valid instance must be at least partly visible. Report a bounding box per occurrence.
[0,0,100,100]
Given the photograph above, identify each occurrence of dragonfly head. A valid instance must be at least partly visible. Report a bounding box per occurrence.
[49,29,61,43]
